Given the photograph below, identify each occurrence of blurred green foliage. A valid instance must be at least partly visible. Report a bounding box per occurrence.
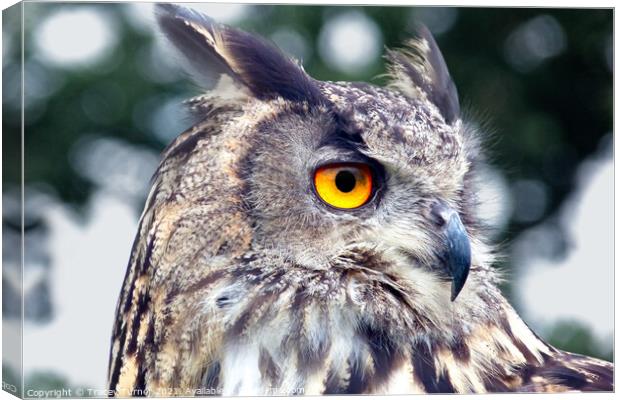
[25,371,70,393]
[548,320,613,362]
[2,364,21,396]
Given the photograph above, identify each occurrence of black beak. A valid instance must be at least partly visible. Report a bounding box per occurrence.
[431,201,471,302]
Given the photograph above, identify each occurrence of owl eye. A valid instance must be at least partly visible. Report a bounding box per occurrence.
[313,163,373,209]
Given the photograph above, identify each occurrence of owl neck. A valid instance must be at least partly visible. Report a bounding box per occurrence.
[395,302,556,393]
[118,237,558,394]
[343,267,555,393]
[207,253,556,394]
[332,255,555,389]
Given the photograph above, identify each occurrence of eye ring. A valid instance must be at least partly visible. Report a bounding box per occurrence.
[313,163,373,209]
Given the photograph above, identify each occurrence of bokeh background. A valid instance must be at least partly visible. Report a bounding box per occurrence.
[2,1,613,393]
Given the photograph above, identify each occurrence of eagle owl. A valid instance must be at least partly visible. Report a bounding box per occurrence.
[107,4,613,395]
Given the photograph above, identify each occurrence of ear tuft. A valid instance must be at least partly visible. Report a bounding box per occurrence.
[386,25,460,124]
[155,3,323,104]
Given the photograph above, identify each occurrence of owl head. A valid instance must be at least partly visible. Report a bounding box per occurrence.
[155,4,490,302]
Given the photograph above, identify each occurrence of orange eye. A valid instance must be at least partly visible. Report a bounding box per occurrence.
[313,163,373,209]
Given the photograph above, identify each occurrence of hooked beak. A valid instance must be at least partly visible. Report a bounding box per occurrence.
[430,201,471,302]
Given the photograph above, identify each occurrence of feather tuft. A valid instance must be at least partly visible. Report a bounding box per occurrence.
[386,25,460,124]
[155,3,324,104]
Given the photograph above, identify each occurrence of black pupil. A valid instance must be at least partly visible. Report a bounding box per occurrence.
[335,170,357,193]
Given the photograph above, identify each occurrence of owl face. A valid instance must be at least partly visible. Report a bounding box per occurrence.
[157,4,476,300]
[246,82,468,263]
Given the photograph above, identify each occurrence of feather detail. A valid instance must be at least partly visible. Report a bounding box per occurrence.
[386,25,460,124]
[156,3,324,104]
